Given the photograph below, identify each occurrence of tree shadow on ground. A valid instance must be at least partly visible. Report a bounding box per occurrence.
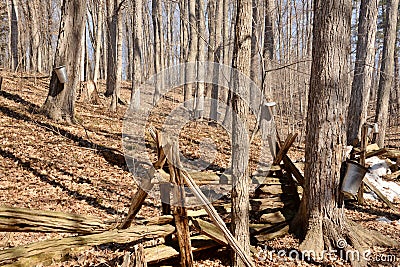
[0,103,126,170]
[346,201,400,221]
[0,147,123,216]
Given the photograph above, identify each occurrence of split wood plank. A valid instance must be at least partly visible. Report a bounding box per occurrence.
[364,178,396,211]
[282,155,305,187]
[144,235,219,264]
[273,133,298,165]
[182,170,255,267]
[0,224,175,266]
[190,218,228,246]
[0,206,109,234]
[120,128,167,229]
[166,139,193,267]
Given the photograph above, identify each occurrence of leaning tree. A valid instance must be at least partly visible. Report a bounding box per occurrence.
[41,0,86,123]
[292,0,397,266]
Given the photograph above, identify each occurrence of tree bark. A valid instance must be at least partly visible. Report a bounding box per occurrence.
[130,0,143,111]
[41,0,86,123]
[292,1,396,265]
[210,0,223,121]
[184,0,198,109]
[374,0,399,147]
[347,0,378,145]
[195,0,206,118]
[93,0,103,83]
[8,0,19,71]
[231,0,253,266]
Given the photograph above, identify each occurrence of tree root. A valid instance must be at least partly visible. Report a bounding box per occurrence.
[296,210,398,267]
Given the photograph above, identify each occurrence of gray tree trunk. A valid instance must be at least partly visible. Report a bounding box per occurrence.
[41,0,86,123]
[374,0,399,147]
[152,0,164,105]
[93,0,103,83]
[195,0,206,118]
[184,0,198,109]
[347,0,378,145]
[8,0,19,71]
[210,0,223,121]
[231,0,252,265]
[130,0,143,111]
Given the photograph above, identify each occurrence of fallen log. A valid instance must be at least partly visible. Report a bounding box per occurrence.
[385,149,400,159]
[144,235,219,264]
[0,224,175,266]
[364,178,396,211]
[0,206,109,234]
[190,218,228,245]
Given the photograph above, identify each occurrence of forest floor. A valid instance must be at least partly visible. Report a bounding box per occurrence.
[0,71,399,267]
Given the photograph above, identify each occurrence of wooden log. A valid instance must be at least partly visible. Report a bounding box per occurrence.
[254,224,289,242]
[366,148,387,158]
[364,178,396,211]
[190,218,228,246]
[182,171,255,267]
[384,170,400,180]
[385,149,400,159]
[0,206,109,234]
[0,224,175,266]
[144,235,219,264]
[273,133,298,165]
[282,155,305,187]
[120,129,167,229]
[167,140,193,267]
[121,244,147,267]
[259,210,295,224]
[250,198,296,212]
[0,77,2,91]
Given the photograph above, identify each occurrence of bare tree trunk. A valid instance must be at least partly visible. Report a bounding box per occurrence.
[347,0,378,145]
[8,0,19,71]
[184,0,197,109]
[93,0,103,83]
[210,0,223,121]
[41,0,86,123]
[290,1,393,265]
[262,0,275,100]
[374,0,399,147]
[105,0,117,98]
[231,0,252,265]
[110,9,123,111]
[195,0,206,118]
[179,0,188,84]
[130,0,143,111]
[152,0,164,105]
[250,0,261,104]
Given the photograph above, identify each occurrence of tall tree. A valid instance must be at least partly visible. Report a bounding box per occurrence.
[262,0,275,100]
[374,0,399,147]
[152,0,164,105]
[93,0,104,83]
[231,0,252,265]
[8,0,19,71]
[210,0,223,121]
[292,1,395,265]
[105,0,124,112]
[347,0,378,145]
[184,0,197,109]
[41,0,86,123]
[130,0,143,110]
[194,0,206,118]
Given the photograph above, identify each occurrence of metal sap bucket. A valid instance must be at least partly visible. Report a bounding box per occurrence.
[341,161,368,196]
[54,66,68,83]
